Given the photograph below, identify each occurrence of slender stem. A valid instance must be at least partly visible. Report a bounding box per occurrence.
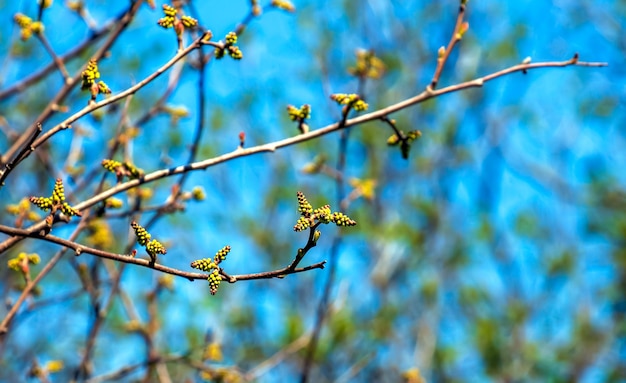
[430,3,467,89]
[36,33,70,80]
[0,123,42,185]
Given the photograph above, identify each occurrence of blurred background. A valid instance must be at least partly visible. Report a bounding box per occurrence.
[0,0,624,381]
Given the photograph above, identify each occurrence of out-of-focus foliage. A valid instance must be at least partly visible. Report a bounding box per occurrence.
[0,0,624,382]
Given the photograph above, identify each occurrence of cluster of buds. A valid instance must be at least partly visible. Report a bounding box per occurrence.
[102,159,144,181]
[286,104,311,134]
[271,0,296,12]
[293,191,356,233]
[6,198,41,228]
[330,93,368,112]
[81,60,111,102]
[215,32,243,60]
[207,269,222,295]
[157,4,198,35]
[287,104,310,121]
[131,221,167,262]
[29,178,81,219]
[348,49,386,80]
[190,245,231,295]
[386,123,422,159]
[13,13,44,41]
[7,252,40,274]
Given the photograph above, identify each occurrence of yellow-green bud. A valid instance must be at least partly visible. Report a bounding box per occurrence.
[162,4,177,17]
[131,221,151,246]
[228,46,243,60]
[294,216,311,232]
[225,32,237,45]
[146,239,167,259]
[313,230,321,243]
[387,133,401,146]
[296,191,313,217]
[181,15,197,28]
[191,258,217,272]
[214,245,231,263]
[208,269,222,295]
[52,178,65,203]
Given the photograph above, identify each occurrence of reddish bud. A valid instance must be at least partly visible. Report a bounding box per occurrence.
[19,257,29,274]
[174,20,184,36]
[90,83,99,99]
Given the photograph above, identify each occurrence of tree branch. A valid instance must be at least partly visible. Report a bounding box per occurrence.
[429,2,467,89]
[0,56,607,254]
[0,224,326,283]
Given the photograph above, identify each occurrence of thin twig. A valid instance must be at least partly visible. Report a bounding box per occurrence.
[288,223,321,270]
[131,61,185,128]
[0,123,42,185]
[335,353,374,383]
[36,33,70,81]
[245,333,311,380]
[430,2,467,89]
